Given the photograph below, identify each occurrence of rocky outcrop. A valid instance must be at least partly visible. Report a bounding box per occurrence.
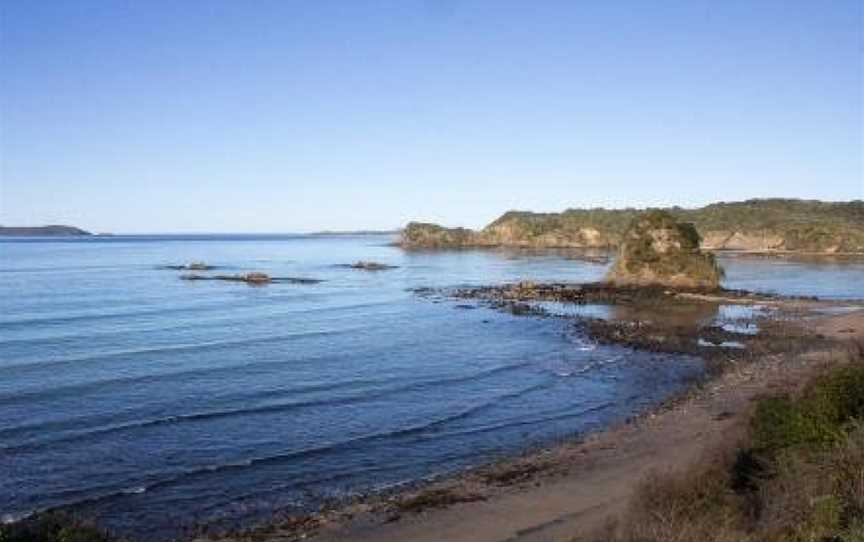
[398,199,864,254]
[400,222,487,249]
[605,211,724,289]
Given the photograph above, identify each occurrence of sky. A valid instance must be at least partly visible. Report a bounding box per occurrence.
[1,0,862,233]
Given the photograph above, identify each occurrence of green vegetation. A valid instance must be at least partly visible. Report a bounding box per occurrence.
[677,199,864,232]
[589,352,864,542]
[0,512,118,542]
[679,199,864,253]
[752,365,864,453]
[488,208,637,239]
[401,199,864,253]
[400,222,482,249]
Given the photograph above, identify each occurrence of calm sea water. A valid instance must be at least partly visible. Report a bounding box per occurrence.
[1,234,862,538]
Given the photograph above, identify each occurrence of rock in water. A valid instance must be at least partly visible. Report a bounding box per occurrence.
[243,272,272,284]
[180,272,273,284]
[347,261,398,271]
[605,210,724,289]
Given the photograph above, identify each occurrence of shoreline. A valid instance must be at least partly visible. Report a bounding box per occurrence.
[399,244,864,258]
[202,287,864,542]
[392,242,864,259]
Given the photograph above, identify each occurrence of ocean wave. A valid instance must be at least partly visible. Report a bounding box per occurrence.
[0,293,392,334]
[0,361,534,450]
[419,401,615,440]
[0,296,393,348]
[13,381,549,512]
[0,325,367,377]
[554,355,625,378]
[14,384,606,520]
[0,302,227,330]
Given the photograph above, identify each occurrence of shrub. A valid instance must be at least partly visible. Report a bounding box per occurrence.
[584,355,864,542]
[617,463,744,542]
[0,512,116,542]
[752,365,864,454]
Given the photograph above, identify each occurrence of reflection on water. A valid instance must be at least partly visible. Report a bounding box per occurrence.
[533,298,771,345]
[719,255,864,300]
[606,303,720,327]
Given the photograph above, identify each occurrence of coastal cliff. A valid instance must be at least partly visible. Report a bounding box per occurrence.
[400,199,864,254]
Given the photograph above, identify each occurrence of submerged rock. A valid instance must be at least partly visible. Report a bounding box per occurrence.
[345,261,399,271]
[180,272,323,285]
[180,272,271,284]
[605,210,724,289]
[163,262,214,271]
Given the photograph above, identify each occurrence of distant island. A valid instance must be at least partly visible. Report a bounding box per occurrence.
[400,199,864,254]
[0,225,92,236]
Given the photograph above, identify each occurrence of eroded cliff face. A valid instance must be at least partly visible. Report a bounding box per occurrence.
[605,211,724,289]
[482,222,618,248]
[700,231,786,251]
[699,228,862,253]
[398,200,864,254]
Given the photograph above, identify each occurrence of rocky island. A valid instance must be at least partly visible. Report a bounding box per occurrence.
[605,210,724,288]
[400,199,864,254]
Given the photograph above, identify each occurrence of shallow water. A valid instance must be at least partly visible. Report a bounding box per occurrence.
[0,235,861,537]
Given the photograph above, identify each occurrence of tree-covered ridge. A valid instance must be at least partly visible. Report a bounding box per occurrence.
[401,199,864,253]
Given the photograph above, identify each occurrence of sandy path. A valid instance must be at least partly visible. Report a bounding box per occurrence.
[308,310,863,542]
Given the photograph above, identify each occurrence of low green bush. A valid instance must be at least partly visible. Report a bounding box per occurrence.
[586,354,864,542]
[0,512,116,542]
[752,365,864,453]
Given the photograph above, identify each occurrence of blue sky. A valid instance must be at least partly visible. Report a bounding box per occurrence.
[1,0,861,233]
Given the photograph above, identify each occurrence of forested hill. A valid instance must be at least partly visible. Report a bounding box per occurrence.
[400,199,864,254]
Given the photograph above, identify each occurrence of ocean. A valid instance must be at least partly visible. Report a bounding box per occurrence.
[1,234,862,538]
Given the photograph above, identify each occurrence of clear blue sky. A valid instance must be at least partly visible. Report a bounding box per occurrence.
[1,0,861,233]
